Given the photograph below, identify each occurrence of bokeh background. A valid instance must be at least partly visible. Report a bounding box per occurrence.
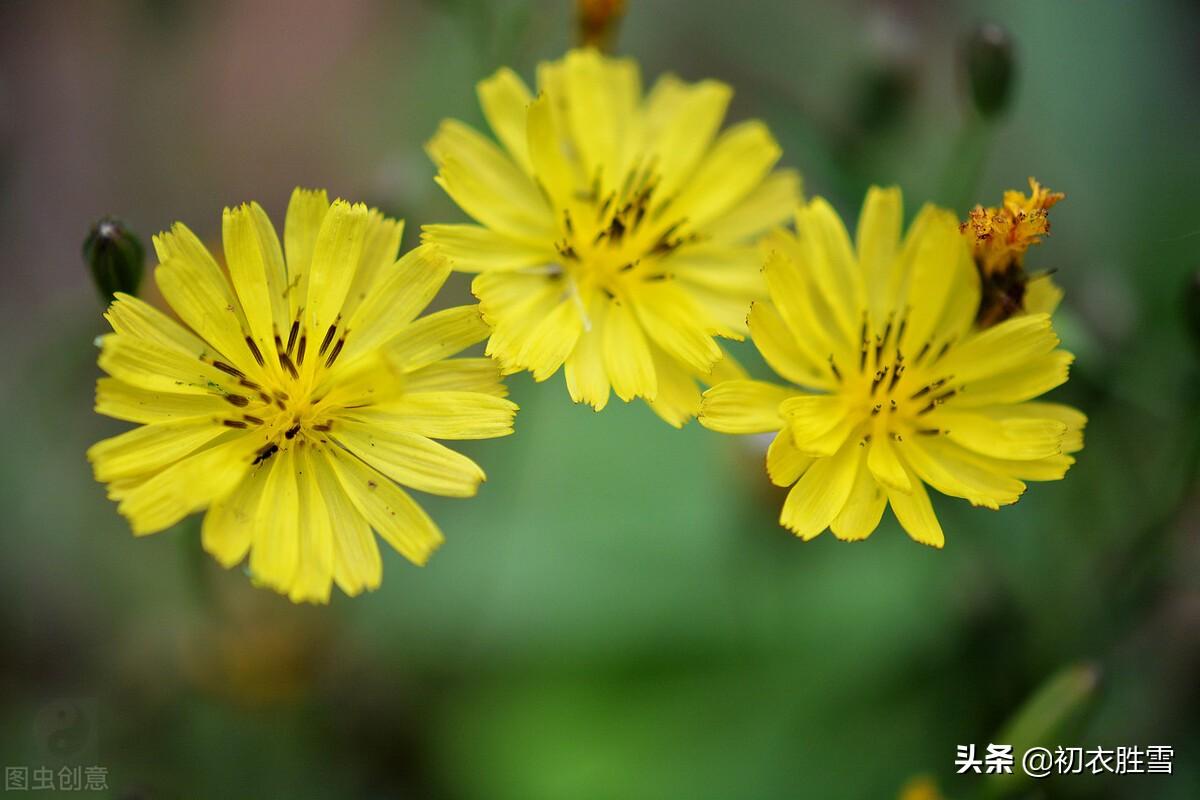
[1,1,1198,798]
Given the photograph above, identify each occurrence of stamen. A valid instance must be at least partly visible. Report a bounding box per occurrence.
[277,350,299,380]
[244,336,265,367]
[296,335,307,366]
[318,323,338,357]
[222,419,248,429]
[828,355,842,382]
[284,423,301,440]
[211,360,244,379]
[324,338,345,368]
[286,319,300,356]
[243,415,264,425]
[223,394,250,407]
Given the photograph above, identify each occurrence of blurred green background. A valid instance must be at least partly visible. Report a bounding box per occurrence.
[1,1,1198,798]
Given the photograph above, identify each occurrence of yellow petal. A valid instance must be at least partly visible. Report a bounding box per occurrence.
[645,344,702,427]
[780,438,862,540]
[886,468,944,548]
[109,435,254,536]
[562,48,624,185]
[766,428,813,487]
[747,301,833,389]
[668,120,782,230]
[306,452,381,596]
[323,446,443,565]
[633,283,723,374]
[104,292,207,356]
[565,305,611,411]
[995,402,1087,453]
[604,299,657,401]
[435,155,556,244]
[347,392,517,440]
[901,434,1025,510]
[403,357,508,398]
[830,455,888,541]
[477,66,534,173]
[249,446,300,592]
[761,240,845,371]
[779,394,848,449]
[930,314,1059,386]
[95,378,228,424]
[283,187,331,319]
[525,93,578,207]
[341,209,405,321]
[334,421,486,497]
[867,433,912,493]
[516,298,583,381]
[387,305,491,372]
[422,224,555,272]
[428,119,546,218]
[97,334,238,396]
[154,223,261,375]
[341,244,451,364]
[644,76,730,197]
[289,446,335,604]
[699,380,793,434]
[201,461,271,568]
[701,169,801,243]
[953,351,1073,406]
[895,207,975,353]
[305,199,369,336]
[222,203,283,358]
[89,418,228,483]
[1023,275,1063,316]
[931,408,1066,460]
[855,185,902,322]
[794,197,862,341]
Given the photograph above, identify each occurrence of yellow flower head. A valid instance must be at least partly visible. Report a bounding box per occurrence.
[962,178,1065,326]
[88,189,516,603]
[700,188,1085,546]
[963,177,1064,276]
[424,48,800,426]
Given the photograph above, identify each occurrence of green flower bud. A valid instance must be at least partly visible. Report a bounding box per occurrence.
[965,22,1016,119]
[84,217,144,303]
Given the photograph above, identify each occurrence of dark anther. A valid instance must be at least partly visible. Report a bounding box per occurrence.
[222,419,248,429]
[286,319,300,356]
[212,360,244,379]
[277,350,299,380]
[285,424,301,440]
[325,338,345,368]
[296,335,307,366]
[319,323,338,357]
[223,394,250,407]
[245,336,265,367]
[243,415,264,425]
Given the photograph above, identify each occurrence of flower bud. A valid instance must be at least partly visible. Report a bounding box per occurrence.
[964,22,1016,119]
[84,217,144,303]
[576,0,626,52]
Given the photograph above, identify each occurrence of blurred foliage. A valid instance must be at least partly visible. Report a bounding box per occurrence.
[1,1,1199,798]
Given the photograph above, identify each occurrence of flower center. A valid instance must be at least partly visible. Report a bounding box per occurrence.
[837,313,957,444]
[208,313,352,464]
[550,161,694,301]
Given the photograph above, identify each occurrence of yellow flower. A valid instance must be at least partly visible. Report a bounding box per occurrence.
[424,48,800,426]
[88,189,516,603]
[963,177,1065,326]
[699,188,1085,546]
